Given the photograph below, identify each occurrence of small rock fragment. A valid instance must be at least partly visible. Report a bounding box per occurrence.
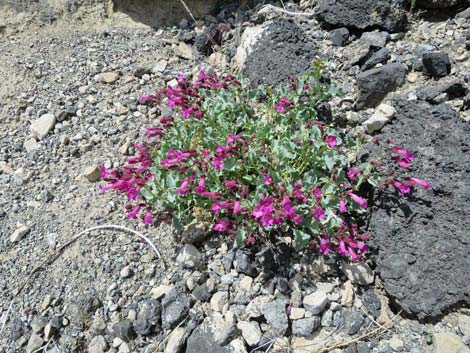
[26,333,44,353]
[164,327,186,353]
[83,165,101,182]
[10,225,30,243]
[30,113,56,140]
[422,51,451,77]
[362,103,396,133]
[303,291,329,315]
[342,262,374,285]
[176,244,202,269]
[237,321,262,346]
[88,335,108,353]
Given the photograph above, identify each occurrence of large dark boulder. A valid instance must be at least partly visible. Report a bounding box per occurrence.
[236,19,318,86]
[355,63,406,109]
[316,0,407,33]
[369,98,470,321]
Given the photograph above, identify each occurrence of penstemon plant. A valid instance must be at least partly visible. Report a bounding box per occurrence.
[100,61,429,261]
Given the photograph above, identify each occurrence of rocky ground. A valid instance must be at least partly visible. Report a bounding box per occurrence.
[0,0,470,353]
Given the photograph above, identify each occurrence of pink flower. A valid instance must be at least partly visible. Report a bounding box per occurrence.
[264,174,273,186]
[212,156,224,170]
[345,192,368,209]
[177,177,193,195]
[393,180,411,194]
[313,188,323,201]
[213,219,231,232]
[397,160,410,169]
[312,205,325,220]
[233,200,241,214]
[339,199,347,213]
[275,97,292,113]
[325,135,337,148]
[347,168,362,181]
[224,180,238,190]
[195,177,206,194]
[200,191,221,199]
[143,209,153,225]
[337,239,348,257]
[127,205,141,219]
[318,237,331,255]
[409,177,430,189]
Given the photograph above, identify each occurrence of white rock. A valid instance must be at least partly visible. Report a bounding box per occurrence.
[362,103,396,133]
[24,138,39,152]
[208,52,227,69]
[239,276,253,291]
[433,332,470,353]
[164,327,186,353]
[233,26,265,69]
[30,113,56,140]
[229,338,248,353]
[246,295,272,318]
[83,165,101,182]
[341,261,374,285]
[340,280,355,307]
[26,334,44,353]
[99,72,119,84]
[10,225,30,242]
[153,60,168,73]
[458,314,470,336]
[389,335,404,351]
[289,307,306,320]
[210,291,229,312]
[175,42,193,60]
[237,321,262,346]
[303,291,329,315]
[88,335,108,353]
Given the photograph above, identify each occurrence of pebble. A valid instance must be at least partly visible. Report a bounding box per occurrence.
[362,103,396,133]
[88,335,108,353]
[303,291,330,315]
[120,266,133,279]
[83,165,101,182]
[99,71,119,83]
[10,225,30,242]
[30,113,56,140]
[342,262,374,285]
[210,291,229,312]
[26,334,44,353]
[164,327,186,353]
[237,321,262,346]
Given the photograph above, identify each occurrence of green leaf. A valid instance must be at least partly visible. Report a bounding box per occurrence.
[294,229,311,250]
[236,228,247,246]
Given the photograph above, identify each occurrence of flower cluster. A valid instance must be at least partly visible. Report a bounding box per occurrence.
[100,63,429,261]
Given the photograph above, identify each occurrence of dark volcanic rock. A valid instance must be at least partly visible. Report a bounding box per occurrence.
[316,0,407,33]
[134,299,162,336]
[369,98,470,320]
[329,27,350,46]
[422,51,451,77]
[416,0,465,8]
[240,19,318,86]
[161,289,191,329]
[361,48,391,71]
[262,299,289,336]
[356,63,406,109]
[185,319,234,353]
[416,80,467,104]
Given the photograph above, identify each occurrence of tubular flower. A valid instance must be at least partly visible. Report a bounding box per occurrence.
[345,192,368,209]
[347,168,362,181]
[392,180,411,194]
[408,177,430,189]
[312,205,325,220]
[325,135,337,148]
[275,97,293,113]
[339,199,347,213]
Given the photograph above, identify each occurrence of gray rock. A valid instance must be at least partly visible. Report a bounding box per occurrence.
[176,244,202,269]
[237,19,318,87]
[422,52,451,77]
[162,289,190,328]
[30,113,56,140]
[175,42,193,60]
[262,299,288,336]
[164,327,186,353]
[83,165,101,182]
[185,319,234,353]
[360,31,390,48]
[370,98,470,320]
[24,138,40,152]
[362,48,391,71]
[88,336,108,353]
[191,284,211,302]
[412,44,436,71]
[26,334,44,353]
[237,321,262,346]
[342,310,364,335]
[330,27,350,46]
[316,0,407,32]
[356,63,406,109]
[416,81,467,104]
[342,261,375,285]
[113,320,136,342]
[433,332,470,353]
[210,291,229,312]
[303,291,329,315]
[321,310,334,327]
[134,299,162,336]
[292,317,320,336]
[99,72,119,84]
[456,7,470,19]
[234,250,257,277]
[361,289,381,319]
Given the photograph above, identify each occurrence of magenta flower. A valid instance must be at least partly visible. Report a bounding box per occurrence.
[177,177,193,195]
[318,237,331,255]
[212,156,224,170]
[233,200,241,214]
[313,188,323,201]
[339,199,347,213]
[213,219,231,232]
[325,135,337,148]
[275,97,292,113]
[347,168,362,181]
[224,180,238,190]
[127,205,141,219]
[195,177,206,194]
[337,239,348,257]
[392,180,411,194]
[143,209,153,225]
[409,177,430,189]
[312,205,325,220]
[345,192,368,209]
[264,174,273,186]
[200,191,221,199]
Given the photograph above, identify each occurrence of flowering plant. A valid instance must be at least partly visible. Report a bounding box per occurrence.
[100,61,429,261]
